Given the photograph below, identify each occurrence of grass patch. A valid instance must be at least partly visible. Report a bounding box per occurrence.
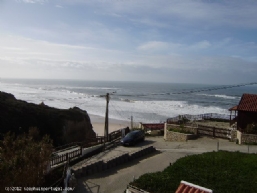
[244,142,257,145]
[130,151,257,193]
[205,118,230,122]
[168,128,194,134]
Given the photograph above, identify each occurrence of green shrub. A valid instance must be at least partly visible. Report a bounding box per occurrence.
[246,123,257,134]
[130,151,257,193]
[168,128,194,134]
[0,128,53,188]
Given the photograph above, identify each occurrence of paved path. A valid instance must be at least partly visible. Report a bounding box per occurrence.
[74,136,257,193]
[72,140,154,170]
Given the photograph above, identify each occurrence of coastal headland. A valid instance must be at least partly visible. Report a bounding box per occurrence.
[0,91,96,146]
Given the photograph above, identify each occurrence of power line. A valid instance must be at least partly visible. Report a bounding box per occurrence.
[171,82,257,95]
[106,81,257,123]
[110,102,129,121]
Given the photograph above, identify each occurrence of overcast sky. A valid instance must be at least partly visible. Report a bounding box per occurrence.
[0,0,257,84]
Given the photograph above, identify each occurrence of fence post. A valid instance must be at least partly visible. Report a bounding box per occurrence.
[217,141,219,151]
[213,127,215,138]
[66,153,68,162]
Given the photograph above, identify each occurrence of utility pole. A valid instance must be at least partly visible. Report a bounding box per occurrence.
[104,93,110,142]
[131,115,133,129]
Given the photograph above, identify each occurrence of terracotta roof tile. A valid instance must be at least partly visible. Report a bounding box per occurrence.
[229,105,238,111]
[175,181,212,193]
[237,94,257,112]
[188,187,197,193]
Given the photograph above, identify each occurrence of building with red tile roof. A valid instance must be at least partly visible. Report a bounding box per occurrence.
[229,93,257,131]
[237,93,257,112]
[175,181,213,193]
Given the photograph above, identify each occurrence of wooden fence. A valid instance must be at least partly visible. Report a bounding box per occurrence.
[109,130,122,141]
[79,136,105,148]
[51,148,82,166]
[50,130,122,167]
[47,160,69,190]
[197,125,230,139]
[53,142,79,152]
[53,137,105,152]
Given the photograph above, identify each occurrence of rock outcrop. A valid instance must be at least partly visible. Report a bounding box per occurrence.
[0,91,96,146]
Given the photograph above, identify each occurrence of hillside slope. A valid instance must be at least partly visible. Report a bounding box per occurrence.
[0,91,96,146]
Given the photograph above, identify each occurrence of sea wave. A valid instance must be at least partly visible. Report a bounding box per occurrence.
[119,98,135,103]
[196,93,238,99]
[107,99,229,123]
[0,80,233,123]
[65,86,120,90]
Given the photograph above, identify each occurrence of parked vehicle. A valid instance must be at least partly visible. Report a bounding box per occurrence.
[120,130,145,146]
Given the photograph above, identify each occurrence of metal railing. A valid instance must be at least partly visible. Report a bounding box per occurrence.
[167,113,235,123]
[50,130,123,167]
[51,148,82,166]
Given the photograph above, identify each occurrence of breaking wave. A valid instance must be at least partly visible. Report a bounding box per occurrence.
[196,93,239,100]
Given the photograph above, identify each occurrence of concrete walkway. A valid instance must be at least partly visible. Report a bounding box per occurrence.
[74,136,257,193]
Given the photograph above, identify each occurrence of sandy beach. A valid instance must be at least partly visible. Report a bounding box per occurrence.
[89,114,131,136]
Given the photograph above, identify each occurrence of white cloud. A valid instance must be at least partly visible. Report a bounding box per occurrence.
[137,41,169,51]
[137,40,211,55]
[1,0,257,83]
[0,35,137,69]
[161,1,257,28]
[55,4,63,8]
[130,18,169,28]
[89,0,257,29]
[1,42,256,83]
[189,40,211,50]
[13,0,257,29]
[17,0,47,3]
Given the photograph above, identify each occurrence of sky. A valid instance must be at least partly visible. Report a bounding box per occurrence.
[0,0,257,84]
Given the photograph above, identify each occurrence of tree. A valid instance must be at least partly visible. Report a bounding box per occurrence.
[0,127,53,190]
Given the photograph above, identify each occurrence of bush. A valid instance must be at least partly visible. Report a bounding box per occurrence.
[245,123,257,134]
[0,128,53,190]
[168,128,194,134]
[130,151,257,193]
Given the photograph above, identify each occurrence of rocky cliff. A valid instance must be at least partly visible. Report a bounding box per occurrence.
[0,91,96,146]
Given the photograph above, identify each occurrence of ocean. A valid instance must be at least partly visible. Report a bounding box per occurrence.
[1,78,257,123]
